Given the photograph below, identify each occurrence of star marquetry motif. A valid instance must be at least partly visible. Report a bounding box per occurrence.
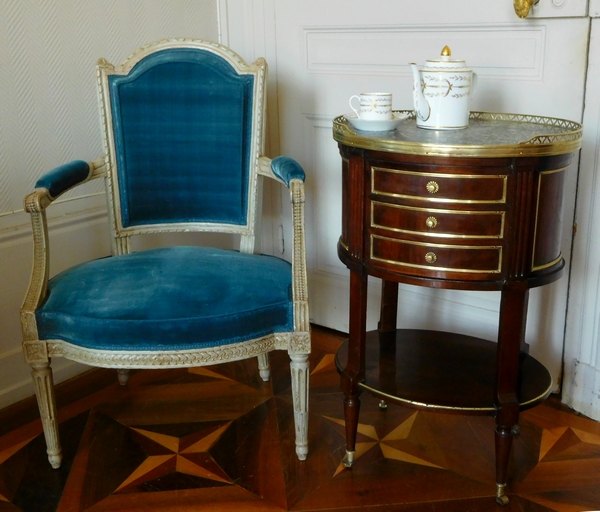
[116,421,232,492]
[310,354,335,376]
[325,412,446,476]
[537,426,600,462]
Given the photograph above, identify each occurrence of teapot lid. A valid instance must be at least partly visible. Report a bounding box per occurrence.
[424,46,469,70]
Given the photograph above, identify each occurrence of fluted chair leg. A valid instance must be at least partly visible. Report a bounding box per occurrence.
[289,353,309,460]
[117,369,130,386]
[257,353,270,382]
[31,362,62,469]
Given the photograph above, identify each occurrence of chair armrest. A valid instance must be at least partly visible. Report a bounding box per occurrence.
[258,156,310,335]
[258,156,306,186]
[270,156,306,185]
[35,158,108,200]
[21,157,107,342]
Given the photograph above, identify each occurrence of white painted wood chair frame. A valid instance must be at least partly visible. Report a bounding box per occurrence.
[20,39,310,469]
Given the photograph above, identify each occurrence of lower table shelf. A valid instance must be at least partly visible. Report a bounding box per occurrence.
[335,329,553,414]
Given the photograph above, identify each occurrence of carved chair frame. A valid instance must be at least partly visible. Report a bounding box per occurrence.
[20,39,310,468]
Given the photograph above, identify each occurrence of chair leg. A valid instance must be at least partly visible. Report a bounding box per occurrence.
[31,362,62,469]
[257,353,270,382]
[289,353,309,461]
[117,368,130,386]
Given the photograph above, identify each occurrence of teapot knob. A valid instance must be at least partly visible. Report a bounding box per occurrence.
[441,45,452,57]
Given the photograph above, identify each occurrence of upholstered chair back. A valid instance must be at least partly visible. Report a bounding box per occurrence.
[97,42,265,253]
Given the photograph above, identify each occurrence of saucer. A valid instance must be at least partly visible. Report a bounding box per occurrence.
[346,112,407,132]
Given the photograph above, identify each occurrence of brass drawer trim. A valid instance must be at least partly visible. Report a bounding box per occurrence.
[370,202,505,239]
[370,234,503,273]
[531,166,569,272]
[532,254,563,272]
[372,167,508,204]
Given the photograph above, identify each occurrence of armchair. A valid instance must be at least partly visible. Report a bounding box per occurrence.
[20,39,310,469]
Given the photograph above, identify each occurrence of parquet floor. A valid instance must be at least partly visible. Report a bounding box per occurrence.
[1,326,600,511]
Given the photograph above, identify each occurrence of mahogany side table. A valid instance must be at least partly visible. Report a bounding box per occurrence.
[332,111,583,505]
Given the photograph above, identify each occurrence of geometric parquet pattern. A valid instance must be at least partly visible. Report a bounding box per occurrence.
[0,327,599,511]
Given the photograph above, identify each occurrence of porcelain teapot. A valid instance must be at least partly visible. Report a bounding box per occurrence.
[410,46,476,130]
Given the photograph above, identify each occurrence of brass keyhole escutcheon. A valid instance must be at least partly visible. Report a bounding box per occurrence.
[426,181,439,194]
[426,216,438,229]
[425,252,437,264]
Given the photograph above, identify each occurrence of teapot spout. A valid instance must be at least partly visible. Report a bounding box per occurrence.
[410,63,430,122]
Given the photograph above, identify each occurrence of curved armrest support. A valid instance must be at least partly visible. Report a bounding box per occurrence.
[257,155,309,336]
[289,179,310,336]
[35,160,93,200]
[21,157,107,344]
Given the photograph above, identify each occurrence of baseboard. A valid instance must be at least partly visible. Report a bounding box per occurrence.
[564,360,600,422]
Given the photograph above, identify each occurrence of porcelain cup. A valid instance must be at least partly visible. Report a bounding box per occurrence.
[349,92,392,121]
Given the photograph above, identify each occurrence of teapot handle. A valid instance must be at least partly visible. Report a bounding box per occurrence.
[470,72,478,97]
[414,92,431,122]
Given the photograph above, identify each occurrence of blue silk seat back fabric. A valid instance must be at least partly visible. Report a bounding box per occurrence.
[35,47,295,351]
[110,48,254,227]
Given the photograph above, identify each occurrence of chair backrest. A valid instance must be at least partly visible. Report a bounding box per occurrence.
[97,39,267,254]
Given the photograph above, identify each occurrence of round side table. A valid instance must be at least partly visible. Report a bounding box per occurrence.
[332,111,583,505]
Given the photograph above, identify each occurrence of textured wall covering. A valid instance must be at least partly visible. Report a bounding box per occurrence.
[0,0,219,217]
[0,0,219,407]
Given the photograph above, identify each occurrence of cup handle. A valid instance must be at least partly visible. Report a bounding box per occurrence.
[349,95,361,118]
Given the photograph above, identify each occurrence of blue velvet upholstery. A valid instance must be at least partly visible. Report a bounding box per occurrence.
[36,160,90,198]
[36,246,293,351]
[109,49,254,228]
[23,41,311,468]
[271,156,306,185]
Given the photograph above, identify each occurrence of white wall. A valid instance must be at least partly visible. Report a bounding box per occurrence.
[0,0,219,408]
[563,15,600,420]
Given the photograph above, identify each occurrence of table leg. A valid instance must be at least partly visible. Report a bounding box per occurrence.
[341,269,368,468]
[377,279,399,410]
[378,279,399,334]
[494,281,530,505]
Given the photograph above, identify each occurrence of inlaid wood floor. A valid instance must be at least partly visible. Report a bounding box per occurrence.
[1,326,600,511]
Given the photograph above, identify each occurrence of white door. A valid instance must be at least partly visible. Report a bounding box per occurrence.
[221,0,590,391]
[563,11,600,421]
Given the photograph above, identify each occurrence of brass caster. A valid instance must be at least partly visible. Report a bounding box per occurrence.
[379,399,388,410]
[496,495,510,506]
[342,450,355,468]
[496,483,509,505]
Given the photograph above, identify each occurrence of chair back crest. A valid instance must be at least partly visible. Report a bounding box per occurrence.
[97,39,267,251]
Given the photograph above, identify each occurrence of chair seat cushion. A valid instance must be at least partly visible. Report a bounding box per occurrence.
[36,246,294,351]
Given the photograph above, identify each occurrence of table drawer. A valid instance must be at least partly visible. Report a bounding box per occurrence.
[371,235,502,273]
[371,202,505,239]
[372,166,507,204]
